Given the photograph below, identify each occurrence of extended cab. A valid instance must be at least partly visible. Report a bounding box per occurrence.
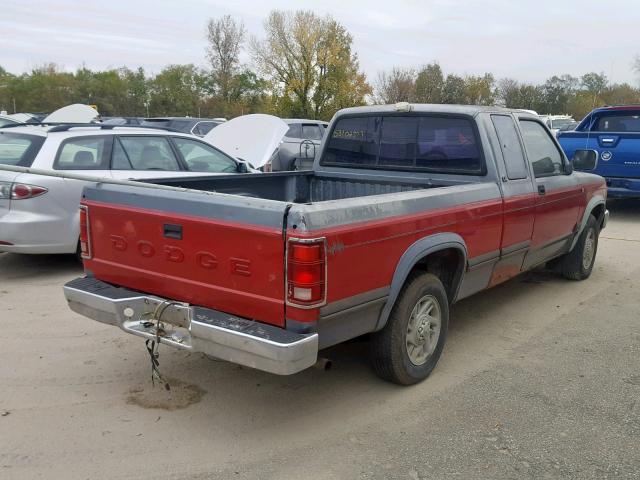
[63,105,608,385]
[558,105,640,198]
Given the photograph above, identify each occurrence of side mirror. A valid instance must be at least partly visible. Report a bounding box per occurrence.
[236,162,249,173]
[571,150,598,171]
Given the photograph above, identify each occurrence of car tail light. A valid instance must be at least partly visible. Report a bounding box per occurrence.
[286,238,326,307]
[79,205,92,259]
[0,182,48,200]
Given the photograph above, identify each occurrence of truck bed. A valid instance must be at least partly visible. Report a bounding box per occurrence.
[146,170,460,203]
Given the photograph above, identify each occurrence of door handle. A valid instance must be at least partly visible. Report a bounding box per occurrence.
[538,185,546,195]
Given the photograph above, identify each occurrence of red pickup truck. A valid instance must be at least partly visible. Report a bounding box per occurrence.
[64,105,608,385]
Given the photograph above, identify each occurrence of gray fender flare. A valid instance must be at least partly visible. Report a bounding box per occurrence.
[570,195,606,250]
[375,233,468,331]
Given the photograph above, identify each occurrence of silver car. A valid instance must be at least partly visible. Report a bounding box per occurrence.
[269,119,328,171]
[0,124,249,254]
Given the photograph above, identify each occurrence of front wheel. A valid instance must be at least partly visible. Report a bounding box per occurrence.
[370,272,449,385]
[561,214,599,280]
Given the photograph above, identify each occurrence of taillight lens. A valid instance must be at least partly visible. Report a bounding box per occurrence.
[287,238,326,307]
[0,182,48,200]
[79,205,92,259]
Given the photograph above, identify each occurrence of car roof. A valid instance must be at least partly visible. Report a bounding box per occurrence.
[335,103,535,117]
[283,118,329,125]
[0,124,193,137]
[592,105,640,113]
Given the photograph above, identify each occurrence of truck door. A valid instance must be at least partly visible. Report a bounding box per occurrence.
[488,114,536,285]
[518,119,582,268]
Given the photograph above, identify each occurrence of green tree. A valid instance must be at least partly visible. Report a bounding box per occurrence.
[374,67,415,104]
[464,73,495,105]
[414,62,443,103]
[251,10,370,119]
[441,74,466,104]
[206,15,245,101]
[148,64,207,116]
[581,72,608,95]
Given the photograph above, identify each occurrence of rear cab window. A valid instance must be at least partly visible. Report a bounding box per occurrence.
[322,114,484,174]
[594,112,640,132]
[0,132,45,167]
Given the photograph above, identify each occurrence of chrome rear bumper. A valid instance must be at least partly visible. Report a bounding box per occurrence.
[63,277,318,375]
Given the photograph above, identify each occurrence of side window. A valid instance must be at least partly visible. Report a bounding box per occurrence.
[192,122,217,136]
[301,124,322,140]
[285,123,301,138]
[324,116,380,166]
[55,137,109,170]
[378,116,418,167]
[491,115,528,180]
[172,137,237,173]
[519,120,564,177]
[116,136,180,171]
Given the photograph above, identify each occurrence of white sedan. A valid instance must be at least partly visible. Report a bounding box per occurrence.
[0,124,252,254]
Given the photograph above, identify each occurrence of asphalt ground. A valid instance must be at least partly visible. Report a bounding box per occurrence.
[1,199,638,479]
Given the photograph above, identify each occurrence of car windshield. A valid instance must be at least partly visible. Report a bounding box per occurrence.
[0,132,45,167]
[551,119,574,129]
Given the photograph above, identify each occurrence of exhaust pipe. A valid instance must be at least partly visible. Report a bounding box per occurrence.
[313,357,332,371]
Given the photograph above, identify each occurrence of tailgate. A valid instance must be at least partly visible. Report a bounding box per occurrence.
[81,183,288,327]
[593,133,640,178]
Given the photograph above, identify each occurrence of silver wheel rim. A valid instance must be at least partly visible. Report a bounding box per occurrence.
[405,294,441,366]
[582,228,596,271]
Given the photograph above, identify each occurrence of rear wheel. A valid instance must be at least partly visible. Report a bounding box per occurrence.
[561,214,599,280]
[370,272,449,385]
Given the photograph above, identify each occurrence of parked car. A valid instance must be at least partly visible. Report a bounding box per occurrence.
[539,115,575,135]
[64,104,607,385]
[0,124,251,255]
[0,115,21,127]
[557,105,640,198]
[557,121,579,133]
[141,117,222,137]
[101,116,145,126]
[268,119,329,171]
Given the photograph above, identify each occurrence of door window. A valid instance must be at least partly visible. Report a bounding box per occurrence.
[491,115,528,180]
[114,136,180,171]
[54,137,109,170]
[172,137,237,173]
[519,120,564,177]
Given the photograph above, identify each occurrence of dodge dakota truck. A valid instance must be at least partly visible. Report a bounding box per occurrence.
[558,105,640,198]
[63,104,608,385]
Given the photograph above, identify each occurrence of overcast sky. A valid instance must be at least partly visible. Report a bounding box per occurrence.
[2,0,640,85]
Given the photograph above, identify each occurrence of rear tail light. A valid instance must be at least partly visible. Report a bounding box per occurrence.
[0,182,48,200]
[79,205,92,259]
[286,238,326,308]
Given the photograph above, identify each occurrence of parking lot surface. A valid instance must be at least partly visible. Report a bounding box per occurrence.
[1,201,639,480]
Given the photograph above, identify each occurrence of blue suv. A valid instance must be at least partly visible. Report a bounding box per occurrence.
[558,106,640,198]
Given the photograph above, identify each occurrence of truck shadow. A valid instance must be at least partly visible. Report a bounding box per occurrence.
[607,199,640,220]
[132,267,569,433]
[0,252,82,281]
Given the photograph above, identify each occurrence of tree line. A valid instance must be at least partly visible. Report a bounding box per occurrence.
[1,9,639,121]
[375,63,640,119]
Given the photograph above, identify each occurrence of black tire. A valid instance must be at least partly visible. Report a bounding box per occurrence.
[370,272,449,385]
[561,214,599,280]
